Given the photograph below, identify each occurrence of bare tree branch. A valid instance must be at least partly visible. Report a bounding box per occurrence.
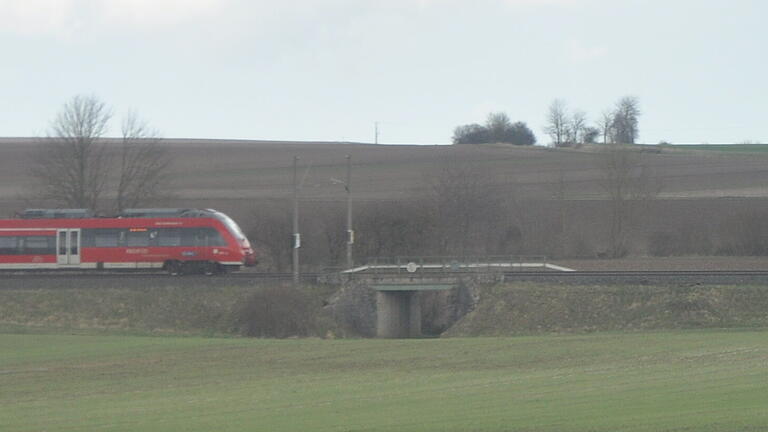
[544,99,569,147]
[428,155,502,255]
[597,143,660,257]
[597,110,614,144]
[612,96,641,144]
[115,112,171,212]
[29,95,172,213]
[31,95,112,210]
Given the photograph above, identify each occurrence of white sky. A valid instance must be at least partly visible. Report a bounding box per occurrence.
[0,0,765,144]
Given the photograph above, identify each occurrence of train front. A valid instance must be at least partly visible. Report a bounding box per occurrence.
[212,211,257,267]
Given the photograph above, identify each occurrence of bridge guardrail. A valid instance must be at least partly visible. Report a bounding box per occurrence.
[361,255,549,274]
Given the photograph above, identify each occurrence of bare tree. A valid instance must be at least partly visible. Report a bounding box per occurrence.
[544,99,569,147]
[31,95,112,210]
[597,110,614,144]
[247,201,293,272]
[30,95,172,213]
[612,96,641,144]
[355,201,432,258]
[428,155,501,255]
[115,112,170,212]
[598,143,660,257]
[568,110,588,146]
[583,127,600,144]
[486,112,512,143]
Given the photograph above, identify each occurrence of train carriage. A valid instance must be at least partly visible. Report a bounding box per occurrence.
[0,209,257,274]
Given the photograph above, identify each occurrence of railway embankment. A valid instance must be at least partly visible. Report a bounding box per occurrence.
[0,279,337,337]
[446,283,768,336]
[3,277,768,337]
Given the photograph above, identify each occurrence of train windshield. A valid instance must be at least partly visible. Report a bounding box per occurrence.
[213,212,247,241]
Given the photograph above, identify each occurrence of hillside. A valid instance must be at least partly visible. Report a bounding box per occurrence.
[4,138,768,208]
[4,138,768,265]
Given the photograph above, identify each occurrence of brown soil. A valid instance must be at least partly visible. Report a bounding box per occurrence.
[4,138,768,206]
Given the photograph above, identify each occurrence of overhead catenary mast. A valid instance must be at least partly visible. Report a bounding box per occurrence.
[292,156,300,285]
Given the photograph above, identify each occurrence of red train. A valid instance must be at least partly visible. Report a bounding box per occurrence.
[0,208,257,274]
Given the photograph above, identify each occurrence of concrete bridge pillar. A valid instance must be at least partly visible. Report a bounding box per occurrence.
[376,290,422,338]
[370,279,457,338]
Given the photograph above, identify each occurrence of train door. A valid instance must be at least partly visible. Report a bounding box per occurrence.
[57,229,81,266]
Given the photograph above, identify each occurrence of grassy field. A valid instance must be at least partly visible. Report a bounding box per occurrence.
[2,329,767,431]
[671,144,768,153]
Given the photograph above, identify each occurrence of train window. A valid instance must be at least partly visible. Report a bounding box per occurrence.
[158,228,182,246]
[0,236,18,254]
[94,229,120,247]
[81,230,94,247]
[59,232,67,254]
[126,230,150,247]
[202,227,227,246]
[75,227,226,248]
[70,231,79,255]
[177,227,227,246]
[196,229,207,246]
[181,228,197,246]
[22,236,55,255]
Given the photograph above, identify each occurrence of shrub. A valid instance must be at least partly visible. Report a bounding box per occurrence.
[235,285,322,338]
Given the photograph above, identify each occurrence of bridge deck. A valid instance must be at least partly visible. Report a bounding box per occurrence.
[372,284,456,291]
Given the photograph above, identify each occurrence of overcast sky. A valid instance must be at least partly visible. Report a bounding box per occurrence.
[0,0,765,145]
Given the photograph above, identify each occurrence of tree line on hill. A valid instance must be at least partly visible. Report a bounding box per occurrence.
[453,95,641,147]
[452,112,537,145]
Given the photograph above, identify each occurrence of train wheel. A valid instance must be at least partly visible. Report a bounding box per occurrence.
[166,260,182,276]
[203,261,220,276]
[181,261,197,275]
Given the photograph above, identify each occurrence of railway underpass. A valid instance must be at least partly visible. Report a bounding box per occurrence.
[345,256,574,338]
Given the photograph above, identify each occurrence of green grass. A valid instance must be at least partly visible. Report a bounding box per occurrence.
[446,284,768,336]
[671,144,768,153]
[2,330,767,431]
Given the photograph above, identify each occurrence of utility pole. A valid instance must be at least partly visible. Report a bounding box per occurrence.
[292,156,300,285]
[345,154,353,269]
[374,122,379,144]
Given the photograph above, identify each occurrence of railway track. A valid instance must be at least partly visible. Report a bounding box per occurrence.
[497,270,768,285]
[502,270,768,277]
[0,271,324,280]
[2,270,768,288]
[2,269,768,278]
[0,271,327,290]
